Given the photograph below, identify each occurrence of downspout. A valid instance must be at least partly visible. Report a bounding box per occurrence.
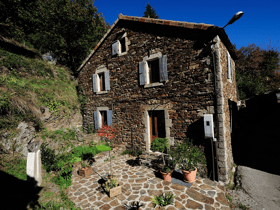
[211,42,219,182]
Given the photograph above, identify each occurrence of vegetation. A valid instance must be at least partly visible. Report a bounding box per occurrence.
[151,192,175,209]
[235,42,280,100]
[0,0,109,72]
[102,174,119,192]
[0,48,79,132]
[143,3,159,19]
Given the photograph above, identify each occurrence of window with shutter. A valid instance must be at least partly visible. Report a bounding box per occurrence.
[112,32,128,56]
[139,52,168,88]
[94,68,109,94]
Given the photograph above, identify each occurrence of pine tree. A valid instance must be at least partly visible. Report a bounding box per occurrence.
[143,3,159,19]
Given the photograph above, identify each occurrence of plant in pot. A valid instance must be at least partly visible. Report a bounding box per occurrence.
[178,138,207,183]
[79,160,92,177]
[102,174,122,198]
[151,138,178,181]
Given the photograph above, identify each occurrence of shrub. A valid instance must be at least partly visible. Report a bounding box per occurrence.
[41,142,57,172]
[150,137,169,153]
[151,192,175,208]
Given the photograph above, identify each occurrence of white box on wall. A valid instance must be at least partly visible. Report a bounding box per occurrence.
[204,114,214,139]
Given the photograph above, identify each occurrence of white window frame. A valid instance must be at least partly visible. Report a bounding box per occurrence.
[112,32,128,56]
[95,67,109,95]
[143,52,164,88]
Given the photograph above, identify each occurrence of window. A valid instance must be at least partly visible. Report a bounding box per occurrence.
[148,110,166,143]
[92,68,110,94]
[112,32,128,56]
[139,52,168,88]
[227,52,233,83]
[94,109,112,129]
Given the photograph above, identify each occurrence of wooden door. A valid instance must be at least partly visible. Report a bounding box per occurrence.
[149,111,165,144]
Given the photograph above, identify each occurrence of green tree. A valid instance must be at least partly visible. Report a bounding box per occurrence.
[0,0,109,73]
[235,42,280,100]
[143,3,159,19]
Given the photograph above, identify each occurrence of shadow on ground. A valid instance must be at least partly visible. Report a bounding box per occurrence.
[0,170,43,209]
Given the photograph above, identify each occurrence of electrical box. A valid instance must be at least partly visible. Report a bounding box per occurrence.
[204,114,214,139]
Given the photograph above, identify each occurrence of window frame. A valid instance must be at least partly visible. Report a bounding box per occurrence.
[112,32,128,56]
[92,67,110,95]
[139,52,168,88]
[94,107,113,129]
[227,51,233,84]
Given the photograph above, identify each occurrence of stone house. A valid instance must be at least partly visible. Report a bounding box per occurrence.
[77,14,238,183]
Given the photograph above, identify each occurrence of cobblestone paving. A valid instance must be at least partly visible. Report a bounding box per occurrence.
[67,150,231,210]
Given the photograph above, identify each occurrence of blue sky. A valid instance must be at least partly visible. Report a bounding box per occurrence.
[94,0,280,50]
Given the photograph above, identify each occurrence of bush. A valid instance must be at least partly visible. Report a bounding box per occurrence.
[41,142,57,172]
[150,137,169,153]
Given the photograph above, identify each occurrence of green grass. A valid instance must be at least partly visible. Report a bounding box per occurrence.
[0,156,27,180]
[96,143,111,152]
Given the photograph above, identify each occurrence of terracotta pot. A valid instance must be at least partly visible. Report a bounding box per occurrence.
[160,170,173,182]
[182,167,197,183]
[79,166,92,177]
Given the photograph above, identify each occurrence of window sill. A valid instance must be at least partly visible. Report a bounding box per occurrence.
[144,82,163,88]
[96,91,109,95]
[118,52,127,56]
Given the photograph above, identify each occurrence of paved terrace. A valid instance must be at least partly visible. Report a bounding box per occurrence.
[66,147,231,210]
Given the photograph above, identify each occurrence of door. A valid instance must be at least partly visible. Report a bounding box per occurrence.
[149,110,166,144]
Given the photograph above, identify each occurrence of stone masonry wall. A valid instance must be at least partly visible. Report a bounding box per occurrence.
[214,36,238,182]
[78,20,222,175]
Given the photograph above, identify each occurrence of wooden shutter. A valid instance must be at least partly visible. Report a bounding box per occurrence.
[107,110,112,127]
[159,55,168,82]
[139,61,146,85]
[92,74,97,92]
[230,59,233,80]
[112,40,120,55]
[94,111,99,129]
[104,71,110,91]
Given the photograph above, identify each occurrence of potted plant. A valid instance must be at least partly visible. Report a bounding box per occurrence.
[102,174,122,198]
[151,138,180,182]
[178,138,207,183]
[151,192,175,209]
[79,160,92,177]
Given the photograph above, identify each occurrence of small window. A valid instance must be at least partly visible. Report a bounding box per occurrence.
[100,111,107,128]
[92,70,110,93]
[227,52,233,83]
[98,72,105,91]
[112,32,128,56]
[120,38,126,53]
[148,59,160,83]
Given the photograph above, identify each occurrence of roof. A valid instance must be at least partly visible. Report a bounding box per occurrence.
[77,14,237,72]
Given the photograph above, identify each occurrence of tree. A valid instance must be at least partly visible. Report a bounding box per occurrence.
[0,0,109,73]
[235,42,280,100]
[143,3,159,19]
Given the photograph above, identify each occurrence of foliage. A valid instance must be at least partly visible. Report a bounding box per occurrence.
[98,125,116,140]
[143,3,159,19]
[0,154,27,180]
[121,150,131,155]
[88,124,95,134]
[72,145,100,161]
[102,174,118,192]
[177,138,207,172]
[150,138,169,153]
[81,160,90,168]
[41,142,58,172]
[151,192,175,209]
[235,42,280,99]
[0,0,109,72]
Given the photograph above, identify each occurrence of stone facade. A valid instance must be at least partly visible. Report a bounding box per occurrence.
[77,15,237,183]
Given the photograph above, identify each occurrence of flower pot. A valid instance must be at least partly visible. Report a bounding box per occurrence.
[79,167,92,177]
[182,167,197,183]
[108,185,122,198]
[160,170,173,182]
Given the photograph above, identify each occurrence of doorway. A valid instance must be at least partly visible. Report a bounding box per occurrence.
[148,110,166,144]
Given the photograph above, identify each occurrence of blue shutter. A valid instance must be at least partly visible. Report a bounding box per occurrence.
[92,74,97,92]
[160,55,168,82]
[107,110,112,127]
[94,111,99,129]
[139,61,146,85]
[112,41,120,55]
[104,71,110,91]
